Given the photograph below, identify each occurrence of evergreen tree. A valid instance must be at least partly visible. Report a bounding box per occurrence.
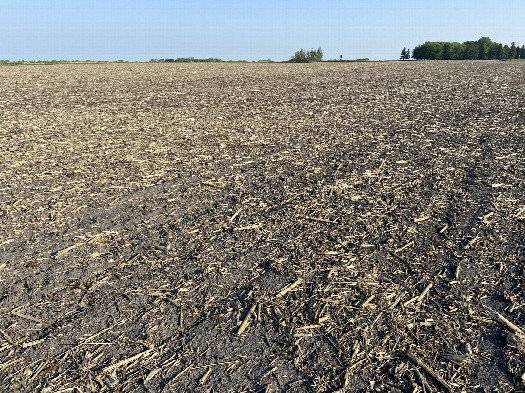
[477,37,492,60]
[521,45,525,59]
[400,48,407,60]
[510,42,518,59]
[405,48,410,59]
[503,45,510,59]
[488,43,499,60]
[478,44,485,60]
[496,44,503,60]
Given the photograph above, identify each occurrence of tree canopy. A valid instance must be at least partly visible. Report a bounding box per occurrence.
[411,37,523,60]
[290,47,323,63]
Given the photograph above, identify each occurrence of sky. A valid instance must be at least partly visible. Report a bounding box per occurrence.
[0,0,523,61]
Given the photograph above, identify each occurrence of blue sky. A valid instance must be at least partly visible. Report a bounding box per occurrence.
[0,0,523,61]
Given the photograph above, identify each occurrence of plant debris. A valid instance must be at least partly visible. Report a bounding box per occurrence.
[0,61,524,392]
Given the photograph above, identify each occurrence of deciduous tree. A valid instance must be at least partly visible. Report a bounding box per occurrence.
[412,38,520,60]
[290,47,323,63]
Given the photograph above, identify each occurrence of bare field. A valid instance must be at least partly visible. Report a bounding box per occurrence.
[0,62,524,392]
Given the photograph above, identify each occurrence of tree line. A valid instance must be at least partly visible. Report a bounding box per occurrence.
[150,57,224,63]
[409,37,525,60]
[289,47,323,63]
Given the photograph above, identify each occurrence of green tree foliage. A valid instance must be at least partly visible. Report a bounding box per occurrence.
[495,44,503,60]
[412,37,519,60]
[292,49,307,63]
[290,47,323,63]
[477,37,492,60]
[412,41,444,60]
[442,43,452,60]
[503,45,510,59]
[488,43,498,60]
[463,41,479,59]
[149,57,222,63]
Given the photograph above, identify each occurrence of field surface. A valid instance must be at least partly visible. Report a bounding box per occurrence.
[0,62,524,392]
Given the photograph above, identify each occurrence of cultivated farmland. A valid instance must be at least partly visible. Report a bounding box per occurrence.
[0,62,524,392]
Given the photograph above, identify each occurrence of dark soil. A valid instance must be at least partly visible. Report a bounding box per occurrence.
[0,61,524,392]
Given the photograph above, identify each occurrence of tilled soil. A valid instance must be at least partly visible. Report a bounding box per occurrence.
[0,61,524,392]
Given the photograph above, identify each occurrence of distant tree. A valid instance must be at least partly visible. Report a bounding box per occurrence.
[413,42,444,60]
[441,42,465,60]
[463,41,479,59]
[443,43,452,60]
[488,43,499,60]
[400,48,407,60]
[412,37,523,60]
[412,44,425,59]
[477,45,485,60]
[315,47,324,61]
[503,45,510,59]
[477,37,492,60]
[300,48,307,62]
[290,47,323,63]
[405,48,410,59]
[292,49,307,62]
[309,47,323,62]
[494,44,502,59]
[412,45,422,59]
